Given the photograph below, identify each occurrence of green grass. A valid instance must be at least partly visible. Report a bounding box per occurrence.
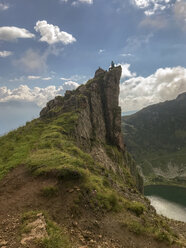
[0,111,90,180]
[125,220,146,235]
[0,110,127,213]
[41,219,71,248]
[121,216,175,245]
[154,229,173,244]
[124,200,146,216]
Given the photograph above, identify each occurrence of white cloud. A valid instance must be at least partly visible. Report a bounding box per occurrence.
[28,75,41,80]
[119,66,186,112]
[60,74,87,82]
[72,0,93,5]
[0,85,63,107]
[64,81,80,90]
[0,26,35,41]
[120,53,133,57]
[0,3,9,10]
[42,77,52,81]
[98,49,105,54]
[117,63,136,79]
[60,0,93,4]
[34,20,76,45]
[77,0,93,4]
[0,81,80,107]
[60,77,71,81]
[0,50,12,57]
[132,0,172,15]
[134,0,150,8]
[174,0,186,28]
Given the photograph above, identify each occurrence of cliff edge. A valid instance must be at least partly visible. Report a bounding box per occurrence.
[40,66,123,150]
[40,66,143,192]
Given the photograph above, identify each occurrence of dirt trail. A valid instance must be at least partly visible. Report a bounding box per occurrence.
[0,165,57,248]
[0,165,186,248]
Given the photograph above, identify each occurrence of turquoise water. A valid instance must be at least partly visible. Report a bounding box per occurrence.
[144,185,186,222]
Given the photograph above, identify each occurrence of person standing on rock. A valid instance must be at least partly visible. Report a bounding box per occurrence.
[111,61,115,68]
[109,61,115,71]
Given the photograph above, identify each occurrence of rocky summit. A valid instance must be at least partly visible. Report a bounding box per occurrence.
[41,66,124,151]
[1,66,186,247]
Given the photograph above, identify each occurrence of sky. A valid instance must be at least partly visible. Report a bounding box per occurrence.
[0,0,186,134]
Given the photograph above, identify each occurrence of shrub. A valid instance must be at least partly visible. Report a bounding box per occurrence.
[155,230,172,244]
[57,167,87,181]
[124,200,146,216]
[126,221,145,235]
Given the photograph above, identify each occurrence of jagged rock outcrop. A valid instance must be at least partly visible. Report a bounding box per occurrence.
[41,66,124,151]
[40,66,143,192]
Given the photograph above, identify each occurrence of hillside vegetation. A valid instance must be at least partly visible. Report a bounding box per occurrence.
[122,92,186,186]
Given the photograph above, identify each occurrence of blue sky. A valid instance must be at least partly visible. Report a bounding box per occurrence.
[0,0,186,134]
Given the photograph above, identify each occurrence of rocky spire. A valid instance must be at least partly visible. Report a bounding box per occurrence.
[40,66,123,150]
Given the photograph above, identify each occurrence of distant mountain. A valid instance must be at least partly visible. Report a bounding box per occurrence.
[122,92,186,185]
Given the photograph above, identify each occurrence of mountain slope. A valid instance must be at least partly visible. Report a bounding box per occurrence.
[0,67,186,247]
[122,92,186,185]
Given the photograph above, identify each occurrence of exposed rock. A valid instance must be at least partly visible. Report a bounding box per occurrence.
[21,213,48,245]
[94,67,106,77]
[0,240,7,247]
[40,66,123,151]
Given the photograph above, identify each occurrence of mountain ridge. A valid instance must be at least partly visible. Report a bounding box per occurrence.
[122,92,186,185]
[0,67,186,247]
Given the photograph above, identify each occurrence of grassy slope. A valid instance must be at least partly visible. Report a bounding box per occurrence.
[121,95,186,186]
[1,110,185,246]
[0,110,136,212]
[0,112,80,180]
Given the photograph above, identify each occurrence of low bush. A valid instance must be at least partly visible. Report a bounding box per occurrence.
[124,200,146,216]
[155,229,173,244]
[125,221,145,235]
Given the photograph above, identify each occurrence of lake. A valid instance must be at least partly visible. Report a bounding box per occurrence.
[144,185,186,222]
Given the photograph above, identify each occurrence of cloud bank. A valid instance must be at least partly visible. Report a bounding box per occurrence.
[120,66,186,112]
[0,82,80,107]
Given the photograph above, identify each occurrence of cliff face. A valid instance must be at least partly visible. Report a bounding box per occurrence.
[41,66,124,151]
[40,66,143,192]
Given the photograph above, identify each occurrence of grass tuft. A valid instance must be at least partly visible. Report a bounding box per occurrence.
[40,186,58,198]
